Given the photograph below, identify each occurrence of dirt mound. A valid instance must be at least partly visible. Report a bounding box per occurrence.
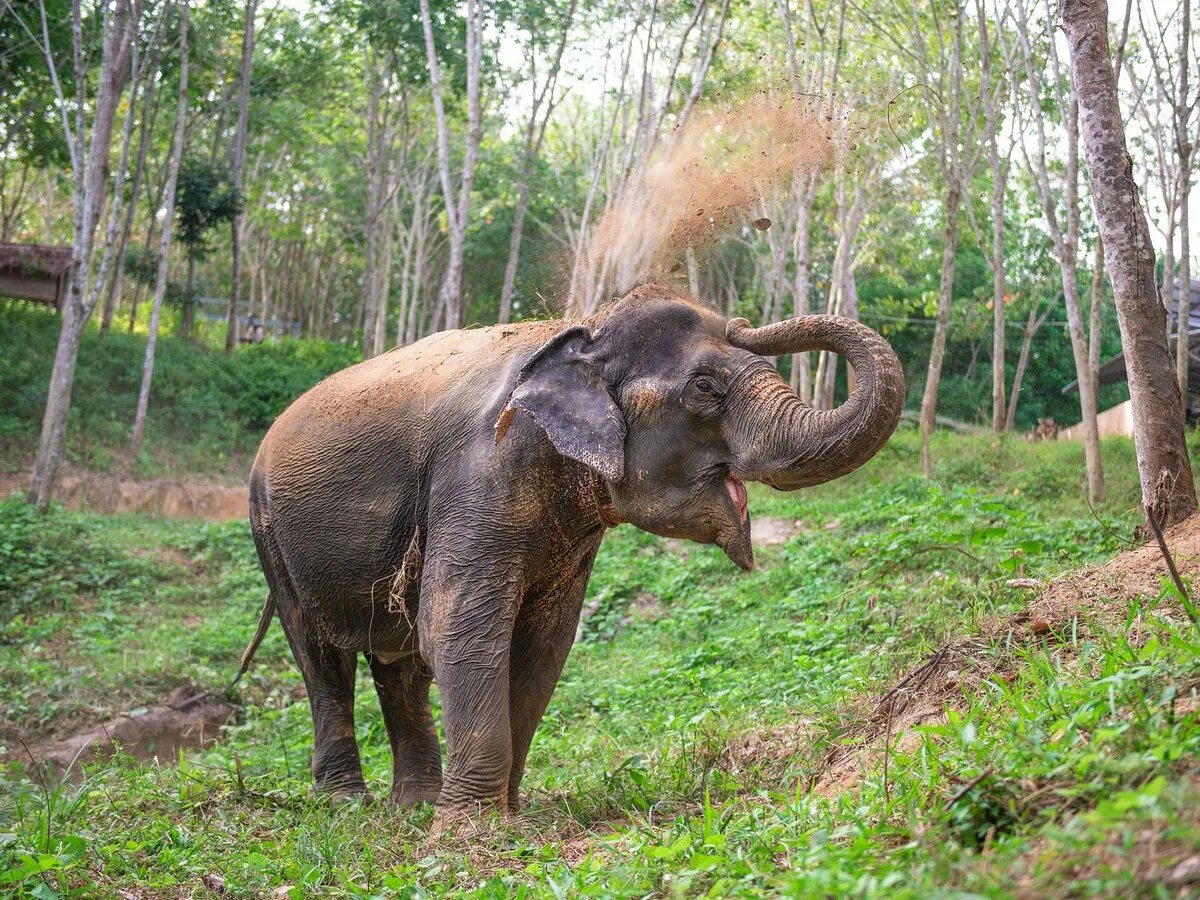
[0,470,248,520]
[18,684,236,784]
[812,514,1200,794]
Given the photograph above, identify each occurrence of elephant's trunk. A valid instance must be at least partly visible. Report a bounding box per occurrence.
[726,315,905,490]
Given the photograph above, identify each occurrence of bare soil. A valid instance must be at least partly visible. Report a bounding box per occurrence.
[751,516,807,547]
[0,469,248,520]
[21,684,236,784]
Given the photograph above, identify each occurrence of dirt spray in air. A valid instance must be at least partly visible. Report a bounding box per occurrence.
[565,95,834,316]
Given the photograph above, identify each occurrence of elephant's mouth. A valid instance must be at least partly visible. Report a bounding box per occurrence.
[717,473,753,571]
[725,473,748,523]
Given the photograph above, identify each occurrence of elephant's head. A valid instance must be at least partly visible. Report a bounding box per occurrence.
[497,283,905,569]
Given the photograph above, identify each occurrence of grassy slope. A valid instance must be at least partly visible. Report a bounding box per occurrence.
[0,301,357,478]
[2,432,1198,897]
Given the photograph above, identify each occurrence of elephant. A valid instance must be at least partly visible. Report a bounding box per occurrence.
[236,282,904,826]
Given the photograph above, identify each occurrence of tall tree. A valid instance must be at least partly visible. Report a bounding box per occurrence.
[1009,0,1105,501]
[419,0,483,330]
[498,0,576,324]
[1061,0,1196,525]
[28,0,140,510]
[225,0,258,352]
[131,0,189,458]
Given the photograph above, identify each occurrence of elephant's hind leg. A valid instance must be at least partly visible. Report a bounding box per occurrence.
[274,598,368,801]
[367,654,442,806]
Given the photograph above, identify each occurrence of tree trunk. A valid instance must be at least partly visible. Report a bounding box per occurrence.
[224,0,256,354]
[919,182,960,477]
[1088,235,1105,398]
[790,173,817,402]
[180,255,196,337]
[1173,0,1192,402]
[29,0,137,510]
[131,0,189,459]
[1062,0,1197,525]
[1006,297,1053,430]
[420,0,483,331]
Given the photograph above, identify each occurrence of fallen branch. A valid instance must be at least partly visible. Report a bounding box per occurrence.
[945,767,993,809]
[1143,502,1200,630]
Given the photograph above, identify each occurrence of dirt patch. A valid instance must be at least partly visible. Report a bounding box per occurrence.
[20,684,236,783]
[0,469,248,520]
[751,516,807,547]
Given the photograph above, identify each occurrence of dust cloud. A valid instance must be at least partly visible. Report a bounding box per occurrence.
[572,95,833,308]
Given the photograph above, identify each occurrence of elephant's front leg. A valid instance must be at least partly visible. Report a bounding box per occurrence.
[506,554,595,810]
[419,568,521,827]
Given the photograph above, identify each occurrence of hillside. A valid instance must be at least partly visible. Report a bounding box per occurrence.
[0,301,357,479]
[3,433,1198,896]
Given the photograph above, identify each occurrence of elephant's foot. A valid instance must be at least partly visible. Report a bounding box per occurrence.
[429,798,508,837]
[313,770,372,807]
[389,781,442,808]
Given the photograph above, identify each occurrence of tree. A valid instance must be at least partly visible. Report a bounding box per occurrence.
[175,158,240,337]
[419,0,483,330]
[1009,0,1105,501]
[225,0,258,353]
[27,0,140,510]
[132,0,190,458]
[498,0,576,324]
[1061,0,1197,525]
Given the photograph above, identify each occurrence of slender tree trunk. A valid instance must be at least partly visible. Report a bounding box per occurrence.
[920,183,960,478]
[1006,297,1053,430]
[1088,236,1105,397]
[360,45,387,357]
[790,173,817,402]
[1062,0,1197,524]
[1173,0,1192,402]
[499,0,575,324]
[225,0,256,353]
[29,0,137,510]
[419,0,483,331]
[180,255,196,337]
[131,1,188,459]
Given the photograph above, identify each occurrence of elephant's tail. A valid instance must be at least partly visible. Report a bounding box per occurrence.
[225,592,276,695]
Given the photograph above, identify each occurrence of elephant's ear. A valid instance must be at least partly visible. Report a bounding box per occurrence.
[495,326,625,482]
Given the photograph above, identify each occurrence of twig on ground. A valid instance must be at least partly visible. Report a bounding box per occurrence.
[1086,493,1136,549]
[1144,501,1200,629]
[945,767,993,809]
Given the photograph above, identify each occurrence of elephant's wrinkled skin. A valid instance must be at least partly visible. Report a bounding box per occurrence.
[244,282,904,824]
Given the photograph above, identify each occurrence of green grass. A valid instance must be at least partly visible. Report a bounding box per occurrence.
[2,431,1198,897]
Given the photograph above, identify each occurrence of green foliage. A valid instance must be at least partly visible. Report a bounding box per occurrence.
[5,433,1197,896]
[0,301,356,475]
[175,158,242,262]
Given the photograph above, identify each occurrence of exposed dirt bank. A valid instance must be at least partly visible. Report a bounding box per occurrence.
[0,470,248,520]
[17,684,237,784]
[814,512,1200,795]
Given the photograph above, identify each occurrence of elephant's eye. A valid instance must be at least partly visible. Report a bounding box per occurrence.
[684,374,724,414]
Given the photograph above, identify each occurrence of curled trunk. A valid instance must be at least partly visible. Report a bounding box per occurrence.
[726,315,905,490]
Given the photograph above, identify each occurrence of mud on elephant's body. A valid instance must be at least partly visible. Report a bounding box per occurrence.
[241,283,904,825]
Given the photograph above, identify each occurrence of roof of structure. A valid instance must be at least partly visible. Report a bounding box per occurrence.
[0,242,72,278]
[1063,277,1200,394]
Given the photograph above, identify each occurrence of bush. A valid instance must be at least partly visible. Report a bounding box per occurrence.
[0,300,357,476]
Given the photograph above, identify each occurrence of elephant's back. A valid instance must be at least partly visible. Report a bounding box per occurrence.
[256,321,560,482]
